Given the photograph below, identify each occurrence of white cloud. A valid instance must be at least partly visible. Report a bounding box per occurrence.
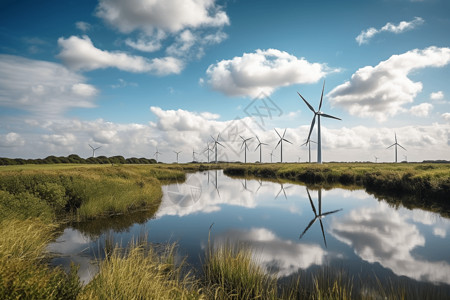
[433,228,446,238]
[204,49,337,98]
[410,103,433,117]
[442,113,450,122]
[0,54,98,116]
[430,91,444,100]
[356,17,424,45]
[0,133,25,147]
[328,46,450,122]
[76,21,91,32]
[331,203,450,285]
[58,35,184,75]
[95,0,229,34]
[124,36,163,53]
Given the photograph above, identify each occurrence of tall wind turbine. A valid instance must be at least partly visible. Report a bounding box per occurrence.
[275,129,292,163]
[173,151,181,163]
[204,142,213,163]
[240,135,252,163]
[153,147,162,163]
[211,134,225,164]
[386,133,406,163]
[89,144,101,158]
[297,81,341,164]
[301,140,317,163]
[192,149,198,162]
[299,188,342,248]
[255,135,268,163]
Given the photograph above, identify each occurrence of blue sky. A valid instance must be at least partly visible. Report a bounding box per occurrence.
[0,0,449,162]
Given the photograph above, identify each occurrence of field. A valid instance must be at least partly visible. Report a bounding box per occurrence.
[1,162,449,299]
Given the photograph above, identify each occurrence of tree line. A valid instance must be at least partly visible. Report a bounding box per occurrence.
[0,154,157,165]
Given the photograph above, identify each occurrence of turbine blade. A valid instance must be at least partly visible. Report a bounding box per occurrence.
[299,218,317,239]
[282,128,287,138]
[297,92,316,113]
[217,142,225,148]
[274,128,282,138]
[395,133,397,143]
[320,113,341,120]
[319,80,325,111]
[319,218,327,248]
[398,144,407,151]
[256,135,261,144]
[321,209,343,217]
[275,139,282,149]
[283,138,293,145]
[240,135,244,141]
[307,115,316,142]
[386,144,395,149]
[306,188,318,216]
[255,144,260,151]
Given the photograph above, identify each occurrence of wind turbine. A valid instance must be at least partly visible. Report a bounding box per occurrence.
[299,188,342,248]
[173,151,181,163]
[255,135,268,163]
[297,81,341,164]
[153,147,162,163]
[204,142,213,163]
[192,149,198,162]
[240,135,252,163]
[275,129,292,163]
[403,155,407,163]
[374,156,379,163]
[269,150,277,163]
[301,139,317,163]
[275,182,291,199]
[386,133,406,163]
[211,134,225,164]
[89,144,101,158]
[298,156,301,163]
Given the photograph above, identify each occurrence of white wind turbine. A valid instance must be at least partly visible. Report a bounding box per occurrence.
[89,144,101,158]
[240,135,252,163]
[374,156,379,163]
[386,133,406,163]
[297,81,341,164]
[192,148,198,162]
[153,147,162,163]
[203,142,213,163]
[301,139,317,163]
[173,151,181,163]
[275,129,292,163]
[270,150,277,163]
[211,134,225,164]
[255,135,268,163]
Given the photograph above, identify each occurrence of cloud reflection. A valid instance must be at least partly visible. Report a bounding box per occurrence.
[330,202,450,285]
[214,227,325,277]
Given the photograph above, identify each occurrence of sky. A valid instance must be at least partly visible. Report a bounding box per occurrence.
[0,0,449,163]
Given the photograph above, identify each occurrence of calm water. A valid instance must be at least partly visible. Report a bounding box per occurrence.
[49,170,450,288]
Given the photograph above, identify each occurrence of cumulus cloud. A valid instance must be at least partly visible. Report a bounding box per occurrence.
[0,54,98,116]
[58,35,183,75]
[430,91,444,100]
[96,0,229,34]
[356,17,424,45]
[330,203,450,285]
[0,133,25,147]
[442,113,450,122]
[328,46,450,122]
[409,103,433,117]
[75,21,91,32]
[204,49,337,98]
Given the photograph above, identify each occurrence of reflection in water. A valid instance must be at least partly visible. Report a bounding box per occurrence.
[49,170,450,289]
[213,227,325,277]
[330,202,450,285]
[299,188,342,247]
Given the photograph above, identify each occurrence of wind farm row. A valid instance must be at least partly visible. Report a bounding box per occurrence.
[147,82,407,164]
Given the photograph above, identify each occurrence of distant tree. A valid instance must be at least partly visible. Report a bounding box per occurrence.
[110,155,126,165]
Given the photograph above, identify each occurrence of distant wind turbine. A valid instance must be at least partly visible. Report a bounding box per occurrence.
[301,139,317,163]
[204,142,213,163]
[153,147,162,163]
[275,129,292,163]
[240,135,252,163]
[270,150,277,163]
[89,144,101,158]
[173,151,181,163]
[297,81,341,164]
[211,134,225,164]
[386,133,406,163]
[374,156,379,163]
[299,188,342,248]
[192,149,198,162]
[298,156,301,163]
[255,135,268,163]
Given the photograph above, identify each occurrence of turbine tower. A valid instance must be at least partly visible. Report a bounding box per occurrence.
[269,150,277,163]
[89,144,101,158]
[153,147,162,163]
[301,139,317,163]
[204,142,213,163]
[192,148,198,162]
[386,133,406,163]
[173,151,181,163]
[211,134,225,164]
[275,129,292,163]
[297,81,341,164]
[240,135,252,163]
[255,135,268,163]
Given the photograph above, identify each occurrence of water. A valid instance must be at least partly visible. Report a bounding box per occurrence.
[49,170,450,288]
